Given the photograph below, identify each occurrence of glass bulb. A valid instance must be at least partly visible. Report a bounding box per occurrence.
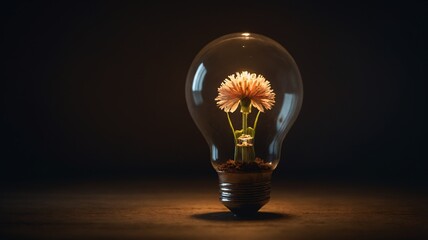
[185,32,303,216]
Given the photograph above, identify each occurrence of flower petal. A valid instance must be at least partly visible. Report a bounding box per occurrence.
[215,71,275,112]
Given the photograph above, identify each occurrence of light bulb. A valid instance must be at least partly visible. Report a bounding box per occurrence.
[185,32,303,216]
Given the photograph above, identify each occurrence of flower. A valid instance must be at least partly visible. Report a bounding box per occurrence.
[215,71,275,112]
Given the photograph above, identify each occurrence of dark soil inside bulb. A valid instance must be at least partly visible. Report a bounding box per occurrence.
[216,158,273,172]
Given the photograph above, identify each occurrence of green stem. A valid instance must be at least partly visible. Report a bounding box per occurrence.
[226,112,236,144]
[240,111,251,163]
[253,110,261,138]
[242,112,248,135]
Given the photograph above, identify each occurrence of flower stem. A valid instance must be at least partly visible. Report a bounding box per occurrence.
[226,112,236,144]
[253,110,261,138]
[242,112,248,135]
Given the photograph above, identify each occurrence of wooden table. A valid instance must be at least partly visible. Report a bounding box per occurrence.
[1,178,427,239]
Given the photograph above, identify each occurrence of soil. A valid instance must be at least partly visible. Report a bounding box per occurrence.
[216,158,273,172]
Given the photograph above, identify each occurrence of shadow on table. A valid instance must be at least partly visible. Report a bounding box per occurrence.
[192,211,292,221]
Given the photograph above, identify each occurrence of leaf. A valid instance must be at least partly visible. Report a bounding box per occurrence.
[234,127,255,138]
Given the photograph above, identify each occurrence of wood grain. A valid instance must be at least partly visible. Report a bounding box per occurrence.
[1,179,427,239]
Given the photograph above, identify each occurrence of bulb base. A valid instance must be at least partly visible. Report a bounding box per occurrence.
[218,171,272,216]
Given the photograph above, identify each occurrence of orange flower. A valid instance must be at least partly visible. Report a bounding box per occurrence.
[215,71,275,112]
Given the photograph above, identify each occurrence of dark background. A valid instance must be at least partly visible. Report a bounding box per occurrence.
[1,1,427,186]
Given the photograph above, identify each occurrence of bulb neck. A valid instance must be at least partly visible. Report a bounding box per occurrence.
[218,171,272,216]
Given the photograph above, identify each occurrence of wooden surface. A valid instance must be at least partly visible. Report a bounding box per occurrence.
[1,179,427,240]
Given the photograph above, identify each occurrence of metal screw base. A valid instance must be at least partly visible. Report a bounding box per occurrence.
[218,171,272,216]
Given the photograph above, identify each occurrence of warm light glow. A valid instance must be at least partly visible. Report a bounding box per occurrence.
[242,33,250,37]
